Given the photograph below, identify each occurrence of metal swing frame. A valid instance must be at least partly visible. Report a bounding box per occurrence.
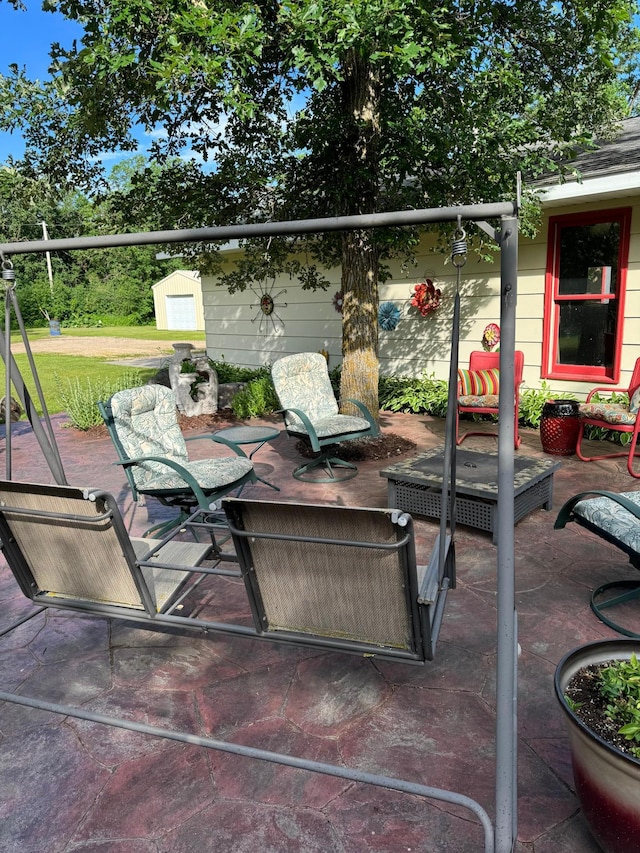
[0,201,519,853]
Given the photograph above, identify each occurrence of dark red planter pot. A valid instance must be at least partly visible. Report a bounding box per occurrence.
[555,640,640,853]
[540,399,580,456]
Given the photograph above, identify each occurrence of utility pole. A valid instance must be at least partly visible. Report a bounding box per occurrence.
[41,221,54,294]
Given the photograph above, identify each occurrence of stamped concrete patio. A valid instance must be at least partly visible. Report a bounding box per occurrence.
[0,408,637,852]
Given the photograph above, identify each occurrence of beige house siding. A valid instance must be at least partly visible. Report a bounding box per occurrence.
[152,270,205,331]
[201,195,640,398]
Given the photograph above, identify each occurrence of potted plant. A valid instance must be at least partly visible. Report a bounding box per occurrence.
[555,639,640,853]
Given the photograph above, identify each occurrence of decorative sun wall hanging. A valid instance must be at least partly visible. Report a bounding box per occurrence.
[250,279,288,335]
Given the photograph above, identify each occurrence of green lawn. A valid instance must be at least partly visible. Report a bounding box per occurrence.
[2,326,183,416]
[1,355,157,416]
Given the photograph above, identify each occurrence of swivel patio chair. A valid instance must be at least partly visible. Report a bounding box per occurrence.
[555,489,640,637]
[456,350,524,450]
[98,384,256,536]
[271,352,379,482]
[575,357,640,478]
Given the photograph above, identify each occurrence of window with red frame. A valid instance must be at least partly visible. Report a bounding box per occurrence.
[542,208,631,383]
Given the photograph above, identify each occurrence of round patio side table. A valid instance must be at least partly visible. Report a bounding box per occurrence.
[540,399,580,456]
[212,425,281,491]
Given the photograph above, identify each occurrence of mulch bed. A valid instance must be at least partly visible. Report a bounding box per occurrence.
[79,412,416,462]
[295,433,416,462]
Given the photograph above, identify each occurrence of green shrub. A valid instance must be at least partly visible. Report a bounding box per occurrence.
[58,370,144,430]
[518,381,560,429]
[63,314,151,328]
[329,364,342,397]
[231,374,279,419]
[599,654,640,757]
[210,359,269,384]
[379,372,449,417]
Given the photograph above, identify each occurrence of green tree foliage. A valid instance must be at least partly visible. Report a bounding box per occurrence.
[0,165,180,326]
[1,1,639,407]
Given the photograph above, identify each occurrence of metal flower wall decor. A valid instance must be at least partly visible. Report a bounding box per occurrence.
[378,301,401,331]
[482,323,500,351]
[410,280,442,317]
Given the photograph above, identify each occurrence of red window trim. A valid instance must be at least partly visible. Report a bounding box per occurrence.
[541,207,631,384]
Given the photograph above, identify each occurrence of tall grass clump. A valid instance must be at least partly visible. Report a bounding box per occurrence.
[58,370,144,430]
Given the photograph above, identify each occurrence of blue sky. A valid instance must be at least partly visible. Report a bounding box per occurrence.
[0,3,79,162]
[0,2,154,168]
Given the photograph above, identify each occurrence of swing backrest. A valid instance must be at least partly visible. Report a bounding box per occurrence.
[224,497,455,662]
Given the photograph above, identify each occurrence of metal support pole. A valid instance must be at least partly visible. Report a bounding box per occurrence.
[495,215,519,852]
[0,203,516,257]
[0,688,495,851]
[4,285,12,478]
[0,325,68,484]
[6,287,67,483]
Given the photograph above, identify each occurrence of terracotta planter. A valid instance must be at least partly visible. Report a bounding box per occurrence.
[555,640,640,853]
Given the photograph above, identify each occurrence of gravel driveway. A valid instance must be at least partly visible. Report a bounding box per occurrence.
[10,335,204,359]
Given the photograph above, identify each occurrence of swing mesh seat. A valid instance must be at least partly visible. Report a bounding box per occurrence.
[0,480,214,616]
[224,497,456,661]
[0,479,455,664]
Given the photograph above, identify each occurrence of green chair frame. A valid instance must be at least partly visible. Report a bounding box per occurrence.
[556,489,640,637]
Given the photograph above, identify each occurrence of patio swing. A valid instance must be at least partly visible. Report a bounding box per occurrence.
[0,228,466,663]
[0,203,520,853]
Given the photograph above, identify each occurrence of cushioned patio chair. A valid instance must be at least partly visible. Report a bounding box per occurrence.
[575,357,640,478]
[271,352,379,482]
[98,384,256,535]
[555,489,640,637]
[456,350,524,450]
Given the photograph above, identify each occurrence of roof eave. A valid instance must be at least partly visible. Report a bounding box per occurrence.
[538,170,640,208]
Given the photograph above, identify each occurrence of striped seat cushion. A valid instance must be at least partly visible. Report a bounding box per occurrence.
[458,368,500,397]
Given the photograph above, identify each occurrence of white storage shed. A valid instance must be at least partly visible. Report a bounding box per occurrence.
[152,270,205,331]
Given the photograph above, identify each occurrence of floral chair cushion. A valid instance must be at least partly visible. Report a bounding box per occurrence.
[110,385,252,491]
[288,413,373,438]
[272,352,339,430]
[630,386,640,414]
[578,401,637,426]
[457,394,500,408]
[572,491,640,554]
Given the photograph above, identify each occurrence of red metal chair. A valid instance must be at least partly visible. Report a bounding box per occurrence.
[575,358,640,478]
[456,350,524,450]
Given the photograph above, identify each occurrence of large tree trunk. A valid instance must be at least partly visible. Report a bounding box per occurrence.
[338,50,381,418]
[340,230,379,417]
